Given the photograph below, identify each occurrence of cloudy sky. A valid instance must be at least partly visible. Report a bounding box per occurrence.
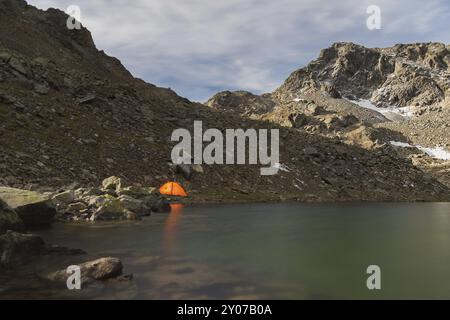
[28,0,450,101]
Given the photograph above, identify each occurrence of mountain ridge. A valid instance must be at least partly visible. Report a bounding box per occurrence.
[0,0,449,202]
[206,41,450,188]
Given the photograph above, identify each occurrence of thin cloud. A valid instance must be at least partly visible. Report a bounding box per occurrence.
[28,0,450,101]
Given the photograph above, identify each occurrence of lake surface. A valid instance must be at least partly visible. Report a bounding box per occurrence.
[8,202,450,299]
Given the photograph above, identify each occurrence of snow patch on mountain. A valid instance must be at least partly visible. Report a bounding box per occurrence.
[345,98,414,118]
[390,141,450,160]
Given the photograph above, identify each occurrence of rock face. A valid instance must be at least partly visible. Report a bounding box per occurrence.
[48,257,123,283]
[0,199,24,235]
[273,42,450,111]
[0,187,56,229]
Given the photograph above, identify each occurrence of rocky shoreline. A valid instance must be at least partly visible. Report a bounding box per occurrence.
[1,171,448,292]
[0,175,174,291]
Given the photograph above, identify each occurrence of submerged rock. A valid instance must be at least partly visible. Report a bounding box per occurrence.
[0,231,46,267]
[0,231,86,268]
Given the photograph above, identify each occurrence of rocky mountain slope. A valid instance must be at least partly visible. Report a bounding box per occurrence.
[0,0,449,202]
[207,42,450,188]
[273,42,450,109]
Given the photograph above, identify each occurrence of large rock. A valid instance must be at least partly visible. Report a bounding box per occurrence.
[150,198,171,213]
[48,257,123,283]
[87,195,110,208]
[52,190,75,206]
[78,187,103,197]
[0,230,85,268]
[0,187,56,229]
[90,197,139,221]
[118,195,151,217]
[0,199,24,235]
[102,176,123,191]
[0,231,47,267]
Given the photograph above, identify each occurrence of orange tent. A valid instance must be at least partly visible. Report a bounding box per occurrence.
[159,182,188,197]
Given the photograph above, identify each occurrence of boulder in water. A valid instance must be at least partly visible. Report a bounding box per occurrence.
[151,198,171,213]
[0,231,47,267]
[48,257,123,283]
[0,230,85,268]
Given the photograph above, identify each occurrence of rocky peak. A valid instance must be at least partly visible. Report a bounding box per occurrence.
[0,0,95,49]
[273,42,394,101]
[273,42,450,112]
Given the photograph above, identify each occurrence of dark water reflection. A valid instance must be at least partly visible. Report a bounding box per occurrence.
[3,202,450,299]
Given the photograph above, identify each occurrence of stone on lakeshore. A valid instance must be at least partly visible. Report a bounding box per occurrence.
[52,190,75,205]
[0,187,56,229]
[118,195,151,217]
[102,176,122,191]
[90,197,139,221]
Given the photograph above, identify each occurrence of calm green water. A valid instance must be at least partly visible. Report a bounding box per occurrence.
[12,202,450,299]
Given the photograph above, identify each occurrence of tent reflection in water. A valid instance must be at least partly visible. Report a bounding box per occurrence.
[159,181,188,197]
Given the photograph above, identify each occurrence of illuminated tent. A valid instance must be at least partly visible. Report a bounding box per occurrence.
[159,182,188,197]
